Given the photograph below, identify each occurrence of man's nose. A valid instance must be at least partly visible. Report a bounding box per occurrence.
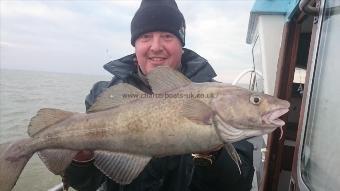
[150,36,163,52]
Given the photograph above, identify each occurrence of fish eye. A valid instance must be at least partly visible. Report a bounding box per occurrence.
[250,95,262,105]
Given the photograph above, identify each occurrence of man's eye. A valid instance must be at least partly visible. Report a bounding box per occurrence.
[140,34,152,40]
[162,33,175,40]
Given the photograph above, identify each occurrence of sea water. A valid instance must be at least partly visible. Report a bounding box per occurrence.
[0,69,109,191]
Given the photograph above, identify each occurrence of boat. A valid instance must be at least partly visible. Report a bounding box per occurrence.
[236,0,340,190]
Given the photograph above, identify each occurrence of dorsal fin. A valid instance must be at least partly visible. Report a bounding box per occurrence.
[146,66,191,94]
[28,108,75,136]
[87,83,146,113]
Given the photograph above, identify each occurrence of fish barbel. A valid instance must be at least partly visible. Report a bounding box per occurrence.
[0,66,290,190]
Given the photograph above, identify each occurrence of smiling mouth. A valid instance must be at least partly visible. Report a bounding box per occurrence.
[262,108,289,126]
[148,57,167,64]
[149,57,166,61]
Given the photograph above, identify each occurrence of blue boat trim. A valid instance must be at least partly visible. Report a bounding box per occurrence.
[246,0,300,44]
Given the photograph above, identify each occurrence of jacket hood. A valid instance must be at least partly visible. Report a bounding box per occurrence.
[103,48,217,83]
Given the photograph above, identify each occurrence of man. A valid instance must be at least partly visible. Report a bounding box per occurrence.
[65,0,254,190]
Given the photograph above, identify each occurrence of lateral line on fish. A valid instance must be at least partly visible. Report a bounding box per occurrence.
[44,127,114,140]
[28,127,116,152]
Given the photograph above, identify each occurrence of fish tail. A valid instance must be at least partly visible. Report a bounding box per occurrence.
[27,108,77,175]
[4,138,34,162]
[0,141,34,191]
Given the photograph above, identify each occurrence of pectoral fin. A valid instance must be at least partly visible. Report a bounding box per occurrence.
[224,142,242,174]
[94,151,151,184]
[180,99,214,125]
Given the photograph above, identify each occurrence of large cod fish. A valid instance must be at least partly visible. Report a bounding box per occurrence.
[0,67,290,191]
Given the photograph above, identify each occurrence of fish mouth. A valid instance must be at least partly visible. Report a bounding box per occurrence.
[262,108,289,127]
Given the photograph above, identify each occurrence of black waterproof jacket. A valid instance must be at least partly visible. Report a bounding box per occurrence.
[64,48,254,191]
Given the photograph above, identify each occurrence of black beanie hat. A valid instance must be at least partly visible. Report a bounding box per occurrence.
[131,0,186,46]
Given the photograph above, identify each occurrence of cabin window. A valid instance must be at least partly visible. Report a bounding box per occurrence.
[300,1,340,190]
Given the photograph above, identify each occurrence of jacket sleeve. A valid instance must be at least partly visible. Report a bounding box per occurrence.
[190,140,255,191]
[85,80,112,110]
[64,160,106,191]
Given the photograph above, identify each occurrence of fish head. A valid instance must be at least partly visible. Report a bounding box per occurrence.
[211,87,290,139]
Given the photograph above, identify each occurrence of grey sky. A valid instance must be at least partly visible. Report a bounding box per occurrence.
[1,0,255,82]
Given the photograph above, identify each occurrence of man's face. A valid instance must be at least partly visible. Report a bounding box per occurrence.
[135,31,182,75]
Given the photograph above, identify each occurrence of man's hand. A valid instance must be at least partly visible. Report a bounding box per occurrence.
[73,150,94,163]
[197,144,223,155]
[192,144,224,166]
